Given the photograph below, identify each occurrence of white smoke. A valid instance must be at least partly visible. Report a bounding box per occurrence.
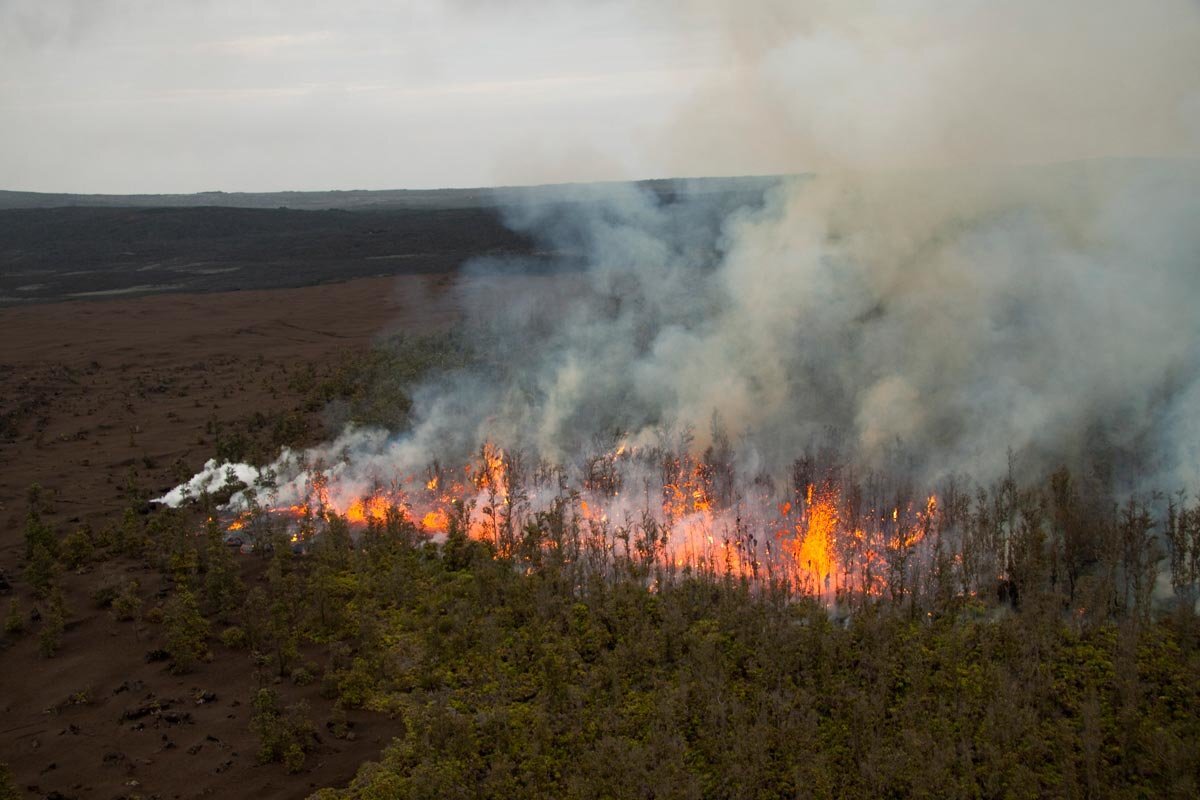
[159,2,1200,508]
[156,459,261,507]
[422,160,1200,490]
[387,0,1200,489]
[645,0,1200,177]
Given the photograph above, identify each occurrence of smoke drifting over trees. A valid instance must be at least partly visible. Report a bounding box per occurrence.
[374,0,1200,490]
[389,159,1199,494]
[158,4,1200,609]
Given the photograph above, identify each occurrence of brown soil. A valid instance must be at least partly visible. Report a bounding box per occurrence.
[0,275,462,799]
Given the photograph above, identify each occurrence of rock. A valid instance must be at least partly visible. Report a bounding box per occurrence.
[120,702,161,721]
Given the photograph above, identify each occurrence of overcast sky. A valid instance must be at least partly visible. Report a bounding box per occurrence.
[3,0,1199,193]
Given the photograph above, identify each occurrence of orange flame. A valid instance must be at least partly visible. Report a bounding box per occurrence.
[210,439,941,604]
[421,509,450,533]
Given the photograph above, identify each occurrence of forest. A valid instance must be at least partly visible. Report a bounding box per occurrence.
[5,334,1199,799]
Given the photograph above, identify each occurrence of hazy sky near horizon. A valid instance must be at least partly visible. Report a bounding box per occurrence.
[3,0,1199,193]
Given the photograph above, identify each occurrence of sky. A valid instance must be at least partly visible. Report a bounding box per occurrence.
[2,0,1199,193]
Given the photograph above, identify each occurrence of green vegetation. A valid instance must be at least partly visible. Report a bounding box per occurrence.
[8,336,1198,797]
[250,688,316,773]
[25,542,59,598]
[38,590,66,658]
[289,518,1196,799]
[110,580,143,622]
[209,332,471,466]
[52,384,1190,798]
[60,526,95,569]
[23,483,56,560]
[163,587,211,673]
[0,762,18,800]
[92,462,1192,798]
[300,332,472,430]
[4,599,25,637]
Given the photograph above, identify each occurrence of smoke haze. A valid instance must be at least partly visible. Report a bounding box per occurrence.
[647,0,1200,175]
[155,2,1200,512]
[402,160,1200,493]
[5,1,1199,191]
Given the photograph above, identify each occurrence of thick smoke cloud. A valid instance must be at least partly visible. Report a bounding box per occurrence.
[394,160,1199,493]
[157,2,1200,510]
[646,0,1200,176]
[394,0,1200,491]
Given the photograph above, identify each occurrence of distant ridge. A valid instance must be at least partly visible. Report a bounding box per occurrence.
[6,158,1197,211]
[0,175,783,211]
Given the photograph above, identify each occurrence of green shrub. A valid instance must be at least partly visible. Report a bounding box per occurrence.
[110,581,143,622]
[24,512,56,560]
[26,543,59,598]
[291,666,315,686]
[251,689,315,771]
[91,583,119,609]
[60,527,94,569]
[221,626,249,649]
[0,761,18,800]
[4,600,25,636]
[162,588,210,672]
[38,595,66,658]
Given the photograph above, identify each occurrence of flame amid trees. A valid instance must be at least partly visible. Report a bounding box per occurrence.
[207,435,954,608]
[170,424,1200,628]
[179,418,1198,622]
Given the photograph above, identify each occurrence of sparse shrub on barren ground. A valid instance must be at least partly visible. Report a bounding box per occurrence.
[37,589,66,658]
[0,763,17,800]
[202,333,472,466]
[162,587,211,673]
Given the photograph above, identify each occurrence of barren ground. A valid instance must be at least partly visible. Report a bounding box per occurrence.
[0,275,462,799]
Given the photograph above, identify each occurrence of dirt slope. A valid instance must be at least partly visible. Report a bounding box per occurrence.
[0,275,459,799]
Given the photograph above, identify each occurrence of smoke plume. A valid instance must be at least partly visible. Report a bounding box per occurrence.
[162,2,1200,510]
[405,160,1200,493]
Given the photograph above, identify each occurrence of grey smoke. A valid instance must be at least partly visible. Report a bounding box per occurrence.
[380,0,1200,491]
[158,1,1200,509]
[391,159,1199,493]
